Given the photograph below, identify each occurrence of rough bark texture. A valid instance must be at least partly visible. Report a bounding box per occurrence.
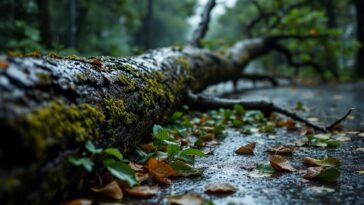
[0,37,276,204]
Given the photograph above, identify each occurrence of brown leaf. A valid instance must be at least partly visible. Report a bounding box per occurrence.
[124,185,159,198]
[129,161,145,172]
[235,142,256,154]
[0,60,9,69]
[300,128,314,136]
[303,156,340,167]
[269,155,296,172]
[91,181,123,200]
[276,119,296,131]
[169,193,206,205]
[135,172,150,183]
[147,158,178,184]
[269,145,294,154]
[62,199,92,205]
[336,136,351,142]
[295,140,308,147]
[204,183,236,194]
[354,148,364,152]
[141,143,155,152]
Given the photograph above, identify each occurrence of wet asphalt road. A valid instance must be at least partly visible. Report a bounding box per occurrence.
[122,83,364,205]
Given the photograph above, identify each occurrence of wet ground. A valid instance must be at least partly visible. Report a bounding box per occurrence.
[123,83,364,205]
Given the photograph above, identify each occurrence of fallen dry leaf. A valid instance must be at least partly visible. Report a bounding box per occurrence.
[62,199,92,205]
[276,119,296,131]
[295,140,308,147]
[147,158,178,184]
[345,131,359,135]
[309,186,335,193]
[269,155,296,172]
[169,193,206,205]
[141,143,155,152]
[235,142,256,154]
[129,162,145,172]
[336,136,351,142]
[91,181,123,200]
[354,148,364,152]
[303,156,340,167]
[204,183,236,194]
[300,128,314,136]
[269,145,294,154]
[0,60,9,69]
[135,172,150,183]
[358,170,364,174]
[124,185,159,198]
[202,148,214,155]
[308,117,320,123]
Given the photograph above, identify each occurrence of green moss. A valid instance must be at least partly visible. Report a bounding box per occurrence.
[26,101,105,156]
[140,71,166,106]
[36,73,52,82]
[75,72,87,81]
[47,52,62,59]
[117,74,137,91]
[104,98,135,127]
[175,57,190,71]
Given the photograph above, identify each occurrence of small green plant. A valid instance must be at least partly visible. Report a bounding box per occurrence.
[69,141,138,186]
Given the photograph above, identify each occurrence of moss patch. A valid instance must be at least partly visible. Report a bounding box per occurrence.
[117,74,138,91]
[25,101,105,156]
[104,98,135,127]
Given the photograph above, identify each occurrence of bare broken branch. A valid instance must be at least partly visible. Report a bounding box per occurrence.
[190,0,216,47]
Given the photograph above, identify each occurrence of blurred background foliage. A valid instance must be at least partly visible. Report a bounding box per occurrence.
[0,0,362,81]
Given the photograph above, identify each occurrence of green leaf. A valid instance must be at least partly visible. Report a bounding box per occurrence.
[256,163,274,174]
[106,161,138,187]
[307,134,340,148]
[316,167,340,180]
[169,160,202,176]
[171,111,183,121]
[167,143,180,158]
[104,148,123,160]
[180,148,206,157]
[136,148,155,163]
[69,157,94,172]
[153,125,169,140]
[327,139,340,147]
[304,167,340,181]
[85,141,103,154]
[234,104,245,115]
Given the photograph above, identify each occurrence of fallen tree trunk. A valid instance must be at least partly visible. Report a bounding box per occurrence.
[0,37,278,204]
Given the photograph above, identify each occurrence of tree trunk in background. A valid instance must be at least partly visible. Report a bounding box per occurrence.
[355,0,364,77]
[323,0,338,76]
[144,0,153,49]
[68,0,77,48]
[37,0,53,48]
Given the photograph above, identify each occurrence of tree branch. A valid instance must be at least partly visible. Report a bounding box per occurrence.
[187,91,353,132]
[272,43,327,81]
[190,0,216,47]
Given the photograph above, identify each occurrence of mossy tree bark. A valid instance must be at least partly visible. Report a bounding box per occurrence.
[0,37,281,204]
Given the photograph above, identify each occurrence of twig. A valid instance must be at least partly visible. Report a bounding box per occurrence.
[187,91,353,132]
[190,0,216,47]
[325,108,354,131]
